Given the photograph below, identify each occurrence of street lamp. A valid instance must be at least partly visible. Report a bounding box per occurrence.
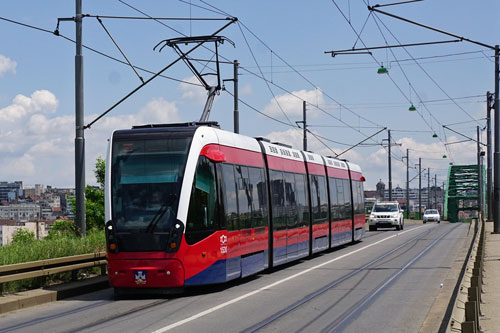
[378,64,388,74]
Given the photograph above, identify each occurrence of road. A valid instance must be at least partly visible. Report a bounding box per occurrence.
[0,222,469,333]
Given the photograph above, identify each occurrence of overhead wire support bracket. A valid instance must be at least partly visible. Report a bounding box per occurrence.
[328,51,372,57]
[336,127,387,158]
[325,39,463,56]
[367,5,495,50]
[155,35,235,122]
[372,0,424,8]
[84,17,237,129]
[96,16,144,83]
[442,125,487,146]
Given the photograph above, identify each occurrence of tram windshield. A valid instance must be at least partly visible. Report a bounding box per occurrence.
[111,135,192,233]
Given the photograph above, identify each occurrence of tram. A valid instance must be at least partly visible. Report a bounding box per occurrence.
[104,122,365,290]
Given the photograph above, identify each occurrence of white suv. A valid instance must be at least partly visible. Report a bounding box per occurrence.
[368,202,404,231]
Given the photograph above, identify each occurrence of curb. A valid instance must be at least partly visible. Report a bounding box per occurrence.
[0,276,109,314]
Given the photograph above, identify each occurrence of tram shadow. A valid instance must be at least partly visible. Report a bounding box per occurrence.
[112,273,263,301]
[111,242,369,301]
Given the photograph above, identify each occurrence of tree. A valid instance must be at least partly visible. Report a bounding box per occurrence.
[12,228,35,244]
[47,219,77,239]
[95,157,105,189]
[69,157,105,231]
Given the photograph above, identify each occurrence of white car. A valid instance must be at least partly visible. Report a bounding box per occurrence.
[423,209,440,223]
[368,202,404,231]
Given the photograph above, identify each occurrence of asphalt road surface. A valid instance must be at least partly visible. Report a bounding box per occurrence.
[0,222,469,333]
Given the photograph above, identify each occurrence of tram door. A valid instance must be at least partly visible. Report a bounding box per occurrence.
[220,163,241,280]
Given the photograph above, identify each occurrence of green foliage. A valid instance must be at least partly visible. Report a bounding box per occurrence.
[95,157,105,189]
[85,185,105,230]
[47,219,77,239]
[11,228,35,244]
[0,229,106,294]
[0,229,105,266]
[68,157,106,231]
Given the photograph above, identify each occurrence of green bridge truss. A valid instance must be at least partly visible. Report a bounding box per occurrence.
[444,164,486,222]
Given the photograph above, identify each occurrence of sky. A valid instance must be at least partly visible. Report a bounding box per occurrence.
[0,0,499,190]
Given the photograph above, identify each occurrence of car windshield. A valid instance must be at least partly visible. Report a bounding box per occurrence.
[425,209,439,215]
[373,204,398,212]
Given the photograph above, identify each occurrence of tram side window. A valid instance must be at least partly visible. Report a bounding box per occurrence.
[294,173,309,228]
[284,172,298,229]
[351,180,359,215]
[343,179,352,218]
[358,181,365,214]
[186,156,217,245]
[270,170,286,231]
[329,177,339,221]
[235,165,252,229]
[221,163,239,231]
[336,178,345,220]
[249,167,268,228]
[310,175,328,225]
[351,180,360,215]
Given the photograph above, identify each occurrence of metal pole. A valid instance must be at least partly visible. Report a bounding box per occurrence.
[406,149,410,218]
[494,45,500,233]
[434,174,437,209]
[487,92,493,220]
[388,129,392,201]
[442,181,445,216]
[427,167,430,210]
[303,101,307,151]
[478,126,483,221]
[233,60,239,134]
[419,158,422,219]
[75,0,86,236]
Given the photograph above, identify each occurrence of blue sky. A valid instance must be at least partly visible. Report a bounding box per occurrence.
[0,0,499,189]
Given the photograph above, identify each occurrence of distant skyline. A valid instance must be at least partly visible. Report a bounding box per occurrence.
[1,1,498,189]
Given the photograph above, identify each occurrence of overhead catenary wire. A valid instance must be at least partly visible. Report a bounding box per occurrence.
[236,21,295,128]
[165,0,418,157]
[187,0,387,132]
[367,7,458,162]
[370,11,480,126]
[181,0,389,144]
[0,15,203,87]
[328,0,439,166]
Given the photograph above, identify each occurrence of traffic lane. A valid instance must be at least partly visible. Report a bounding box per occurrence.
[122,225,443,332]
[256,223,467,333]
[340,223,467,333]
[0,288,172,333]
[0,224,446,333]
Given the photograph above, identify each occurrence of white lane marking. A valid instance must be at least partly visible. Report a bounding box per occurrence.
[152,226,426,332]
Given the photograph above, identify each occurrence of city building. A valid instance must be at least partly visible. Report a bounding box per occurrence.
[0,221,47,246]
[23,184,45,199]
[0,181,23,202]
[0,203,41,221]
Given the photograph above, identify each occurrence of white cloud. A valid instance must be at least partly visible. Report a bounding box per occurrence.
[263,89,325,118]
[179,76,212,104]
[0,91,181,187]
[0,90,58,123]
[240,84,253,95]
[0,54,17,77]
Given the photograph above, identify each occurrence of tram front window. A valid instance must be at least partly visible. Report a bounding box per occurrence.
[111,137,191,235]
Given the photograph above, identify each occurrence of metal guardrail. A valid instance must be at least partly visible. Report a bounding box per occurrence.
[446,218,485,333]
[0,252,107,294]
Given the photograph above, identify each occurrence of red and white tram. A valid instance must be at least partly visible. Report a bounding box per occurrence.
[105,122,365,291]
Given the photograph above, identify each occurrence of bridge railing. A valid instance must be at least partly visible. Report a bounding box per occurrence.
[445,218,484,333]
[0,252,107,294]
